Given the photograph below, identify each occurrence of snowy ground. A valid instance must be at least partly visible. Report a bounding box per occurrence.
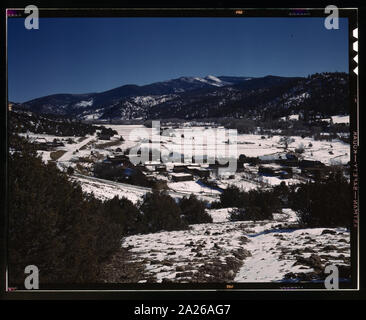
[234,226,350,283]
[103,125,350,166]
[72,174,220,204]
[22,125,350,169]
[72,175,148,204]
[235,134,349,166]
[105,124,150,151]
[57,135,96,162]
[121,208,351,283]
[209,208,233,223]
[216,173,262,190]
[167,181,221,196]
[332,115,349,124]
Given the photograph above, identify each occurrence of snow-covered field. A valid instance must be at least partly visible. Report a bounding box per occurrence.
[234,226,350,282]
[332,115,349,124]
[167,181,221,196]
[121,208,351,283]
[28,124,348,169]
[105,124,151,151]
[28,124,350,205]
[73,174,220,204]
[57,135,96,162]
[104,125,350,166]
[279,114,349,125]
[217,177,260,191]
[73,175,148,204]
[21,132,100,164]
[209,208,233,223]
[235,134,349,165]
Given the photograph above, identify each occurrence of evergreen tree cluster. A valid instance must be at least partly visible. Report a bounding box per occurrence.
[97,126,118,138]
[8,136,211,284]
[93,162,151,187]
[8,135,122,285]
[222,186,280,221]
[9,110,116,137]
[104,193,212,235]
[179,194,213,225]
[293,72,349,117]
[220,174,351,228]
[291,171,351,228]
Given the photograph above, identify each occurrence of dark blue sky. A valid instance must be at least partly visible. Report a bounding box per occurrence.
[8,17,349,102]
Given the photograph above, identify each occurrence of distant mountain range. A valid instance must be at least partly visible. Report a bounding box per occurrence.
[14,72,349,121]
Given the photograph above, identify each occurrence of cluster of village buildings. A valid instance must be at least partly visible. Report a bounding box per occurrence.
[99,147,338,185]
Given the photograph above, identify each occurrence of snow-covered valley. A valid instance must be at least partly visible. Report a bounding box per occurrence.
[14,119,352,285]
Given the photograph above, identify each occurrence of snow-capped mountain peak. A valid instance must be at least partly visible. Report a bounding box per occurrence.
[205,75,222,83]
[186,75,232,87]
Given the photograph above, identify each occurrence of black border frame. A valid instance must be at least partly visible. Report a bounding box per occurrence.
[1,4,363,300]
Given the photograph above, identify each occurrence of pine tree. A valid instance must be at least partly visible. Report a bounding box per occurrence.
[8,135,123,285]
[179,194,212,224]
[139,191,187,233]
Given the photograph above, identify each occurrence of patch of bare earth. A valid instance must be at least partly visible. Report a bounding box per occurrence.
[99,248,151,283]
[94,139,122,149]
[50,150,67,161]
